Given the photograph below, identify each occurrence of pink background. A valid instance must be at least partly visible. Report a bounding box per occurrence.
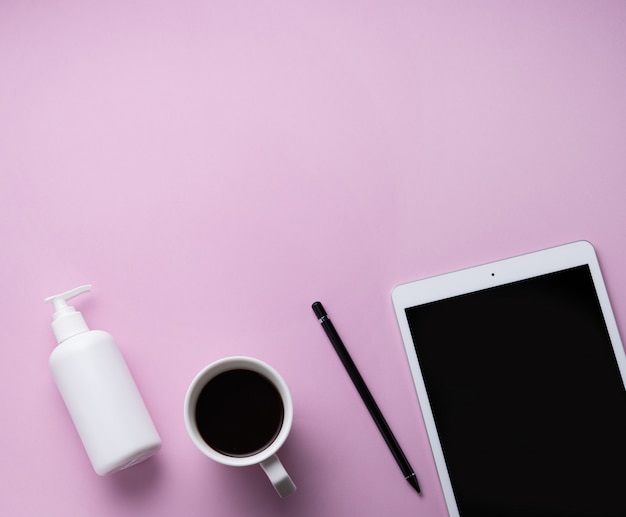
[2,1,626,515]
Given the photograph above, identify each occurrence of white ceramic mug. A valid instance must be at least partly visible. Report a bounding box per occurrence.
[184,356,296,497]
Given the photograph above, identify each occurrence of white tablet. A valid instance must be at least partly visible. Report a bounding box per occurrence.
[392,241,626,517]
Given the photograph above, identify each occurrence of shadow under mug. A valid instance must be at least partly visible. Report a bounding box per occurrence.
[184,356,296,497]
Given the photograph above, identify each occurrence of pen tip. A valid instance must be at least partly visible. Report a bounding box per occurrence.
[407,473,421,494]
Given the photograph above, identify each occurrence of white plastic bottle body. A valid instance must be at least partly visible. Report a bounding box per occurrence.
[49,330,161,475]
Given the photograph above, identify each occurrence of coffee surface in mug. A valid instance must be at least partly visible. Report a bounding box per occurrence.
[195,369,284,457]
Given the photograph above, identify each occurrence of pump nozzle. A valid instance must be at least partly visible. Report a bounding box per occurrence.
[44,285,92,344]
[45,285,92,311]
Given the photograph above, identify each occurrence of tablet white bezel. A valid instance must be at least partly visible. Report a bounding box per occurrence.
[391,240,626,517]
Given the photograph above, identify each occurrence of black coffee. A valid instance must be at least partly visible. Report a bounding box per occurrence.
[195,369,284,457]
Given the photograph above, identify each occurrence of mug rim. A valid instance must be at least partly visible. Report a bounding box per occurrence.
[184,356,293,467]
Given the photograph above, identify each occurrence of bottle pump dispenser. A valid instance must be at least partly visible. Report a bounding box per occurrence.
[45,285,161,475]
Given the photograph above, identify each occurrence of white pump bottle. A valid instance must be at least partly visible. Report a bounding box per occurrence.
[45,285,161,475]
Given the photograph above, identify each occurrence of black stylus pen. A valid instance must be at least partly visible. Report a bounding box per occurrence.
[312,301,421,494]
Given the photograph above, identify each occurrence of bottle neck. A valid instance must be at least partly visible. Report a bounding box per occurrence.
[51,311,89,344]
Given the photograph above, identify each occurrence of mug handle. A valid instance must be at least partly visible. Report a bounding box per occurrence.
[260,454,296,497]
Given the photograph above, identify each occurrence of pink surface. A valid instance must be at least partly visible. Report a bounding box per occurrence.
[2,1,626,515]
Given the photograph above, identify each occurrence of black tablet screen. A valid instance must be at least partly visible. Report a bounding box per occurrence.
[406,265,626,517]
